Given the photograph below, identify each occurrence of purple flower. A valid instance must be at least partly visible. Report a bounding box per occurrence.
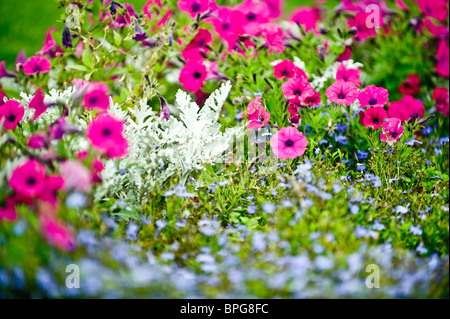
[133,23,148,41]
[62,26,72,48]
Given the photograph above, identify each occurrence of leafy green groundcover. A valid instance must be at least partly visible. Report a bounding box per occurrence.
[0,0,449,298]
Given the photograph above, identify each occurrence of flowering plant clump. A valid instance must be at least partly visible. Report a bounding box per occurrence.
[0,0,449,299]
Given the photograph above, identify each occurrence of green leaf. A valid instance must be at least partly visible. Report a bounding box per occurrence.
[68,64,89,72]
[113,30,122,47]
[82,49,94,69]
[112,209,140,221]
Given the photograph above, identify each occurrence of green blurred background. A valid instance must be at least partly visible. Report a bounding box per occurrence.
[0,0,305,69]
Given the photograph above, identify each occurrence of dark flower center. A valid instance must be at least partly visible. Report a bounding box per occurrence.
[294,89,302,96]
[285,139,294,147]
[27,177,36,186]
[281,70,289,76]
[246,12,256,21]
[391,132,398,138]
[191,3,201,12]
[368,97,377,105]
[373,118,379,124]
[222,23,230,30]
[33,66,41,73]
[102,128,112,137]
[338,92,346,99]
[7,115,16,122]
[193,72,202,79]
[89,96,98,105]
[197,39,205,46]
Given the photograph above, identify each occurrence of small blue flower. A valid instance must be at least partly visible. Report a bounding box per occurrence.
[262,202,276,214]
[409,224,423,236]
[422,126,432,135]
[335,134,348,145]
[356,163,366,171]
[356,150,368,160]
[425,159,431,166]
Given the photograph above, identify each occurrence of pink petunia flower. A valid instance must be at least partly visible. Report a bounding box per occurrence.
[336,46,352,62]
[246,96,270,130]
[261,23,285,54]
[0,198,17,222]
[182,28,213,62]
[358,85,389,108]
[273,59,304,80]
[388,95,424,122]
[433,87,449,116]
[86,114,129,159]
[27,133,47,149]
[235,0,271,35]
[83,82,110,111]
[380,118,404,144]
[40,213,75,251]
[336,64,361,86]
[143,0,163,19]
[210,7,245,41]
[348,11,377,40]
[359,107,388,130]
[290,7,321,33]
[40,175,64,206]
[282,77,316,104]
[37,28,63,58]
[0,100,24,130]
[0,61,14,78]
[424,18,449,38]
[398,74,420,95]
[9,160,46,201]
[178,0,212,18]
[436,40,449,78]
[179,61,208,93]
[60,160,92,192]
[270,126,308,159]
[91,158,105,183]
[23,56,51,75]
[418,0,448,23]
[264,0,284,18]
[28,88,47,121]
[0,89,7,106]
[326,81,360,106]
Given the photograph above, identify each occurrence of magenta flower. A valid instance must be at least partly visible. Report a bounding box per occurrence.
[37,28,63,58]
[182,28,213,62]
[348,11,377,40]
[0,100,24,130]
[178,0,211,18]
[336,64,361,86]
[388,95,424,122]
[264,0,283,18]
[282,77,316,104]
[358,85,389,108]
[246,96,270,130]
[235,0,271,35]
[83,82,110,112]
[40,213,75,251]
[398,74,420,95]
[0,90,7,106]
[337,46,352,62]
[179,61,207,93]
[210,7,245,41]
[303,91,321,107]
[418,0,448,23]
[326,81,360,106]
[359,107,389,130]
[290,7,321,33]
[60,160,92,192]
[86,114,129,159]
[0,198,17,222]
[28,88,47,121]
[436,40,449,78]
[432,87,449,117]
[23,56,51,75]
[91,158,105,184]
[380,118,404,144]
[274,60,304,80]
[9,160,46,201]
[40,175,64,206]
[0,61,14,78]
[261,23,285,54]
[27,133,47,149]
[270,126,308,159]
